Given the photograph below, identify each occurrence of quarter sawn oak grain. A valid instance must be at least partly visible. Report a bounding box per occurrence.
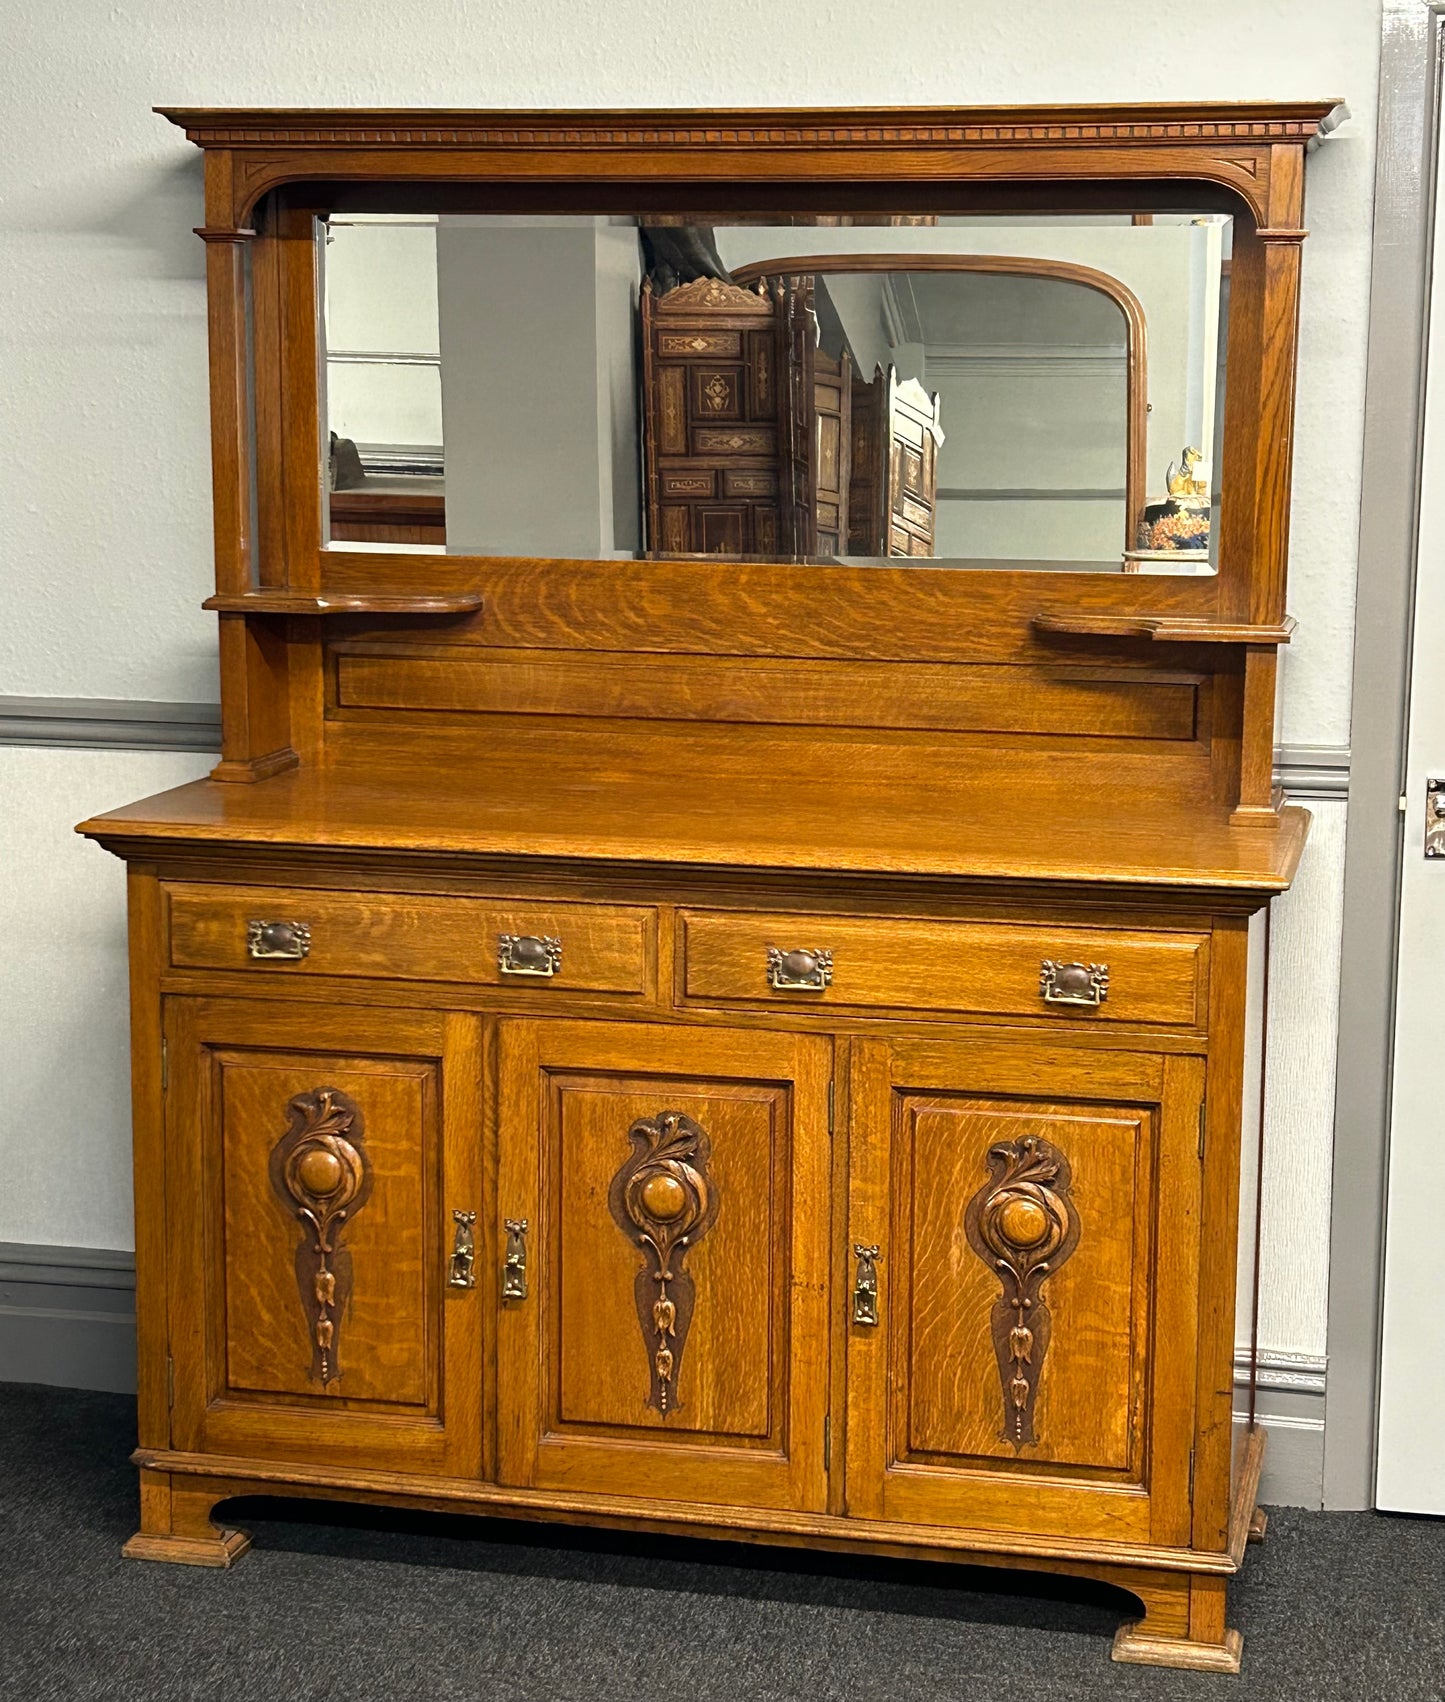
[79,100,1333,1674]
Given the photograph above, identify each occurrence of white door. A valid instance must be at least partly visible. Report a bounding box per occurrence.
[1378,120,1445,1515]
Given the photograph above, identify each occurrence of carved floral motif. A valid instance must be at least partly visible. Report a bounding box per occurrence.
[268,1087,372,1388]
[607,1111,720,1415]
[655,275,773,314]
[964,1134,1081,1449]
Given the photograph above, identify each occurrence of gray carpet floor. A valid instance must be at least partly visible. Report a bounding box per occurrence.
[2,1383,1442,1702]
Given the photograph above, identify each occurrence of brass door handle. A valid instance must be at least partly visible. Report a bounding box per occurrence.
[447,1210,476,1289]
[767,946,833,992]
[498,934,561,977]
[852,1244,880,1326]
[502,1217,529,1300]
[247,919,311,960]
[1039,960,1109,1007]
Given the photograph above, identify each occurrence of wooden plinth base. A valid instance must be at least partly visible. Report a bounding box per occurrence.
[1113,1624,1243,1674]
[125,1444,1268,1670]
[123,1526,252,1568]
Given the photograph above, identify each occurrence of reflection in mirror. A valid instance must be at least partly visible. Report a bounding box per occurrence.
[319,213,1229,573]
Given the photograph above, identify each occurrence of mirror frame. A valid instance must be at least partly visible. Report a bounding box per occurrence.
[728,250,1151,555]
[162,102,1341,806]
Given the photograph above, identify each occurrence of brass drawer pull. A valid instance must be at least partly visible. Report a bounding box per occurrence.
[767,946,833,992]
[447,1210,477,1289]
[502,1217,529,1300]
[1039,960,1109,1008]
[498,934,561,978]
[852,1244,881,1326]
[247,919,310,960]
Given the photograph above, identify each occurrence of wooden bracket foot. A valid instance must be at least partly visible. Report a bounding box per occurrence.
[1111,1567,1242,1673]
[123,1526,252,1568]
[124,1470,252,1567]
[1112,1623,1243,1673]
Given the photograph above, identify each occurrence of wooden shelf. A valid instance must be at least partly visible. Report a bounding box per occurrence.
[203,591,482,617]
[1033,613,1296,645]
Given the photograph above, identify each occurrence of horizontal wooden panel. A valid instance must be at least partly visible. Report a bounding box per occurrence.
[320,552,1220,666]
[723,470,777,498]
[694,427,776,454]
[681,910,1206,1026]
[661,472,716,499]
[333,648,1202,741]
[658,331,740,357]
[168,883,654,994]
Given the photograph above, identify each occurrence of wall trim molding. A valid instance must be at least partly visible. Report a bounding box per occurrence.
[926,347,1127,378]
[1276,744,1350,800]
[0,1243,136,1289]
[0,696,221,753]
[0,699,1356,790]
[1235,1348,1329,1395]
[935,486,1127,503]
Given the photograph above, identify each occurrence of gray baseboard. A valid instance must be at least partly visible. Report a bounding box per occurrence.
[0,1243,137,1395]
[1234,1349,1328,1508]
[0,1241,1331,1509]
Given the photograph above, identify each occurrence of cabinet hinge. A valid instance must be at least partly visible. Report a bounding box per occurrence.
[823,1413,832,1473]
[160,1037,168,1093]
[1188,1445,1195,1500]
[166,1354,175,1410]
[828,1079,835,1137]
[1197,1100,1206,1162]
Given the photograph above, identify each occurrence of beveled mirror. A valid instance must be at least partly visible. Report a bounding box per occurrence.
[318,213,1230,574]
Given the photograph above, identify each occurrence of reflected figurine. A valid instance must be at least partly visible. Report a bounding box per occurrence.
[1136,444,1211,555]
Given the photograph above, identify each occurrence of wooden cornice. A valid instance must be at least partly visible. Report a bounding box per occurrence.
[158,101,1345,237]
[156,103,1345,151]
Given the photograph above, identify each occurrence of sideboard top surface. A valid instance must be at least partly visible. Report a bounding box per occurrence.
[78,760,1308,896]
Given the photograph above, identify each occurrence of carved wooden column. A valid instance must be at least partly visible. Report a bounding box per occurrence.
[198,153,298,783]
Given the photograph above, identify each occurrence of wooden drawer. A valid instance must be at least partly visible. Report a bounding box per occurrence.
[167,884,654,994]
[679,910,1205,1026]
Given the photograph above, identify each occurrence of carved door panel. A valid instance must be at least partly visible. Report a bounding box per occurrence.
[882,369,944,557]
[164,997,483,1476]
[848,365,886,554]
[813,348,852,555]
[846,1036,1202,1547]
[496,1019,832,1512]
[640,275,790,556]
[780,277,819,555]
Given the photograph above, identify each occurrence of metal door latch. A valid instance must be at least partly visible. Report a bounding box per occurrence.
[447,1210,477,1289]
[502,1218,529,1301]
[852,1244,880,1326]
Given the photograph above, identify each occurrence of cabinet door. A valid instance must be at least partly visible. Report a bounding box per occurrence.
[496,1019,832,1512]
[847,1036,1203,1547]
[164,997,483,1476]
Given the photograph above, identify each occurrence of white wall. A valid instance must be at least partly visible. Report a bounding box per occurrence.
[437,220,641,555]
[0,0,1378,1379]
[324,219,443,454]
[0,750,213,1250]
